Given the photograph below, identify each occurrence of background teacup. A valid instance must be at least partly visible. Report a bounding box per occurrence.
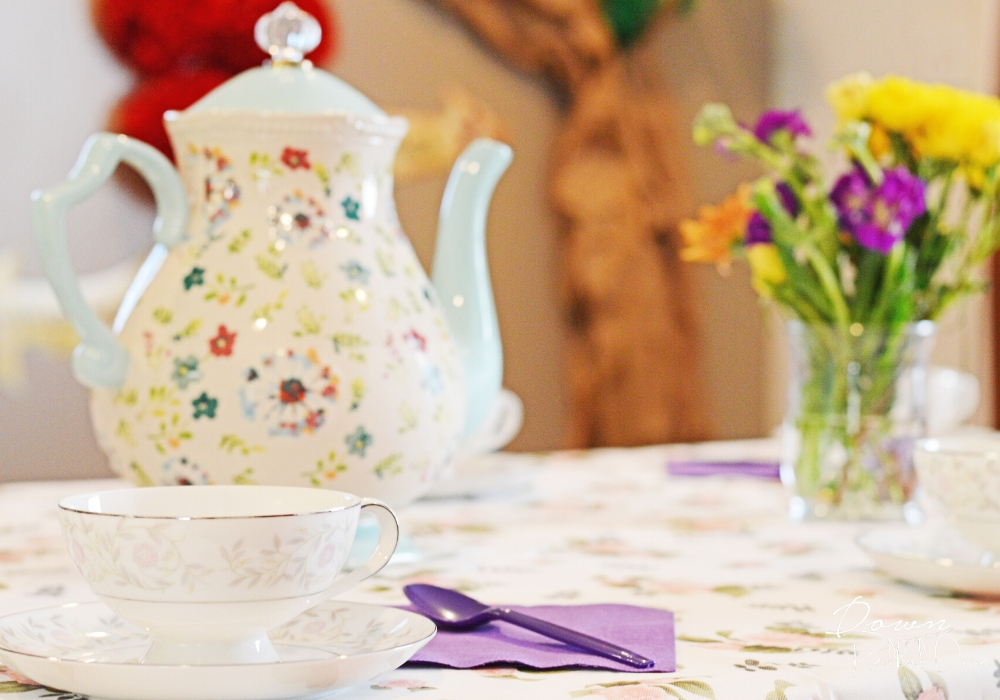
[893,365,980,435]
[914,435,1000,552]
[59,485,398,665]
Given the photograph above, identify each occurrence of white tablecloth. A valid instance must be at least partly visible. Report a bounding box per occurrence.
[1,441,999,699]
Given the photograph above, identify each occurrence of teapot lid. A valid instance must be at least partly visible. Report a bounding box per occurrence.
[185,2,383,116]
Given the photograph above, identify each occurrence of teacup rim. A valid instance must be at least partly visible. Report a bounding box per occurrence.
[59,485,361,520]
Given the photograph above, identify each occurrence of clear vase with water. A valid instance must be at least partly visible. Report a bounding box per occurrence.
[781,319,935,520]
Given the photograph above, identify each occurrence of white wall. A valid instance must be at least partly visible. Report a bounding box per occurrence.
[0,0,151,480]
[766,0,1000,430]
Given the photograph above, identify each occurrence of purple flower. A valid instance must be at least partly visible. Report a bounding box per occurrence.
[776,182,800,218]
[830,167,926,254]
[753,109,812,144]
[830,168,872,231]
[744,183,800,246]
[746,212,772,245]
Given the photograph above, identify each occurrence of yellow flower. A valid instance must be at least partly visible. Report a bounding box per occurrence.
[679,185,753,272]
[962,163,987,191]
[826,72,873,123]
[746,244,787,297]
[865,76,933,134]
[832,73,1000,168]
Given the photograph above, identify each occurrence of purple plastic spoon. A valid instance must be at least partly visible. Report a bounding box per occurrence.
[403,583,654,669]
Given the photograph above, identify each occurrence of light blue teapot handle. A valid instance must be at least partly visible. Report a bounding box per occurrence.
[32,133,188,389]
[432,139,512,437]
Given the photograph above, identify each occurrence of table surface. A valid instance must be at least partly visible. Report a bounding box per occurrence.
[1,440,999,700]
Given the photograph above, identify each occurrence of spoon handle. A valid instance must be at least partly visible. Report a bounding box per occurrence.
[489,608,654,669]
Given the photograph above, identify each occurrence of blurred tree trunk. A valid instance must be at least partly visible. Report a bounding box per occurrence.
[429,0,710,446]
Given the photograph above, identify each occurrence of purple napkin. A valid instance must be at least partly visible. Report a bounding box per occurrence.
[403,603,674,673]
[667,460,780,479]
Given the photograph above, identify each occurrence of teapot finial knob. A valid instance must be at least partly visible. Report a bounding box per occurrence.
[254,2,322,65]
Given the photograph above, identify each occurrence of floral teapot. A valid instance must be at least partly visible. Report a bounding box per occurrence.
[32,3,512,507]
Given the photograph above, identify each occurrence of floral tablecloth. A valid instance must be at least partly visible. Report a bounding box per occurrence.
[1,441,999,700]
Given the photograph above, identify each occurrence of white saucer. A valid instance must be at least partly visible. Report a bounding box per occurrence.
[858,524,1000,597]
[423,452,535,500]
[0,601,435,700]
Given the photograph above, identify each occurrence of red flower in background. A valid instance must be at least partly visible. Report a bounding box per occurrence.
[281,148,311,170]
[208,325,237,356]
[91,0,339,161]
[108,70,231,160]
[91,0,338,76]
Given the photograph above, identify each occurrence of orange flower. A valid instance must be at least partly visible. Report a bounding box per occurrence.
[868,123,893,160]
[679,184,753,272]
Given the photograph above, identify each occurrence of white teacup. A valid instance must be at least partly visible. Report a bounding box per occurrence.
[914,435,1000,552]
[894,365,980,435]
[59,485,398,666]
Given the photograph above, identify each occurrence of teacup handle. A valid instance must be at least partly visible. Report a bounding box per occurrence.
[471,389,524,455]
[32,132,188,389]
[324,499,399,599]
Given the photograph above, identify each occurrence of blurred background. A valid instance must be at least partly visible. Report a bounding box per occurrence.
[1,0,997,481]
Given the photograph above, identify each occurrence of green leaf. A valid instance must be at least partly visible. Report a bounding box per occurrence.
[693,103,738,146]
[832,121,883,184]
[228,229,252,254]
[712,585,750,597]
[0,680,39,693]
[765,624,830,638]
[740,645,792,653]
[765,680,795,700]
[670,679,716,698]
[152,307,173,324]
[301,261,326,288]
[374,454,404,479]
[256,255,287,280]
[601,0,663,47]
[232,468,256,485]
[898,667,923,700]
[331,333,369,353]
[129,461,154,487]
[677,635,721,644]
[172,319,202,341]
[294,306,323,336]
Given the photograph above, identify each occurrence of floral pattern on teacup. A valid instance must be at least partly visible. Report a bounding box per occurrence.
[59,508,354,601]
[915,450,1000,517]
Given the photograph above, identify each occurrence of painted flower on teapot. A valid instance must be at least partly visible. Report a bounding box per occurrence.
[33,2,511,507]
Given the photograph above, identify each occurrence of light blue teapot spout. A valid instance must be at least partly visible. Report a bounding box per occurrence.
[432,139,513,436]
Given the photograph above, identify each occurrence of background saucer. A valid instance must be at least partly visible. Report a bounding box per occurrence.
[858,524,1000,597]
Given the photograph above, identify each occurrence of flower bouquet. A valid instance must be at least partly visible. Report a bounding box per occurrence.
[682,74,1000,518]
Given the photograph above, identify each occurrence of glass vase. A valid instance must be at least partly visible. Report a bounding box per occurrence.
[781,320,936,520]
